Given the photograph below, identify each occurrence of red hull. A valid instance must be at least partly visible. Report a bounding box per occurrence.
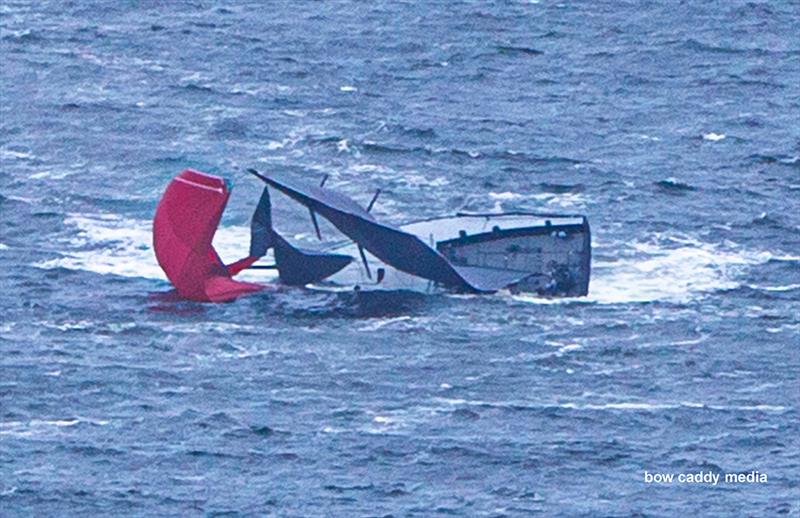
[152,169,264,302]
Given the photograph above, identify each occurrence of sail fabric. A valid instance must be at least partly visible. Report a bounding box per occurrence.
[257,173,522,293]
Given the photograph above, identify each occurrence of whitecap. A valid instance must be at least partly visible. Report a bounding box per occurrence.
[529,191,586,209]
[582,235,770,304]
[587,402,675,410]
[746,283,800,292]
[703,132,726,141]
[30,170,74,180]
[161,322,257,334]
[351,163,394,175]
[339,85,357,92]
[432,399,791,413]
[488,190,586,209]
[489,191,521,201]
[401,173,449,187]
[29,419,80,427]
[765,323,800,334]
[0,148,34,160]
[357,316,412,332]
[556,343,582,354]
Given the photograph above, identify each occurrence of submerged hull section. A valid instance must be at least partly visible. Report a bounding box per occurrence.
[318,213,591,296]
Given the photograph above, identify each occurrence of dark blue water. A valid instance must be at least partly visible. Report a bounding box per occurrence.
[2,1,799,516]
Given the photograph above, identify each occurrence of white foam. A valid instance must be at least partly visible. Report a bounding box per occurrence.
[34,213,276,283]
[30,419,80,427]
[401,173,449,187]
[746,283,800,292]
[488,190,585,209]
[339,85,357,92]
[591,237,775,303]
[513,233,781,305]
[160,322,256,334]
[351,163,394,175]
[703,132,726,141]
[574,234,769,304]
[357,316,413,332]
[489,191,520,200]
[0,417,110,437]
[433,398,788,413]
[34,216,781,305]
[350,164,448,188]
[0,148,35,160]
[29,170,75,180]
[35,214,166,279]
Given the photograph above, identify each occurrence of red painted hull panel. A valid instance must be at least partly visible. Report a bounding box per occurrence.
[153,169,264,302]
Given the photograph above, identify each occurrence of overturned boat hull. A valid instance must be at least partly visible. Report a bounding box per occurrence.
[152,169,592,302]
[317,213,591,297]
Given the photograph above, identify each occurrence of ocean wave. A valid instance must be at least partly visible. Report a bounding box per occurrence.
[654,178,697,193]
[745,283,800,293]
[0,148,36,161]
[680,38,769,55]
[487,190,587,210]
[495,45,543,56]
[702,132,726,141]
[519,233,778,305]
[33,213,277,283]
[0,417,110,437]
[433,397,788,413]
[538,182,585,194]
[747,153,799,167]
[357,140,582,165]
[1,28,44,43]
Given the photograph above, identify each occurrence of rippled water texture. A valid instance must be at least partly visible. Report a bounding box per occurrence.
[1,1,799,516]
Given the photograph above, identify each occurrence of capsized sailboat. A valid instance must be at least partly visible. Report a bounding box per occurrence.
[152,169,591,302]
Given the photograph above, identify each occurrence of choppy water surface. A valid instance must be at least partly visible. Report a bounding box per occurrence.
[2,1,799,516]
